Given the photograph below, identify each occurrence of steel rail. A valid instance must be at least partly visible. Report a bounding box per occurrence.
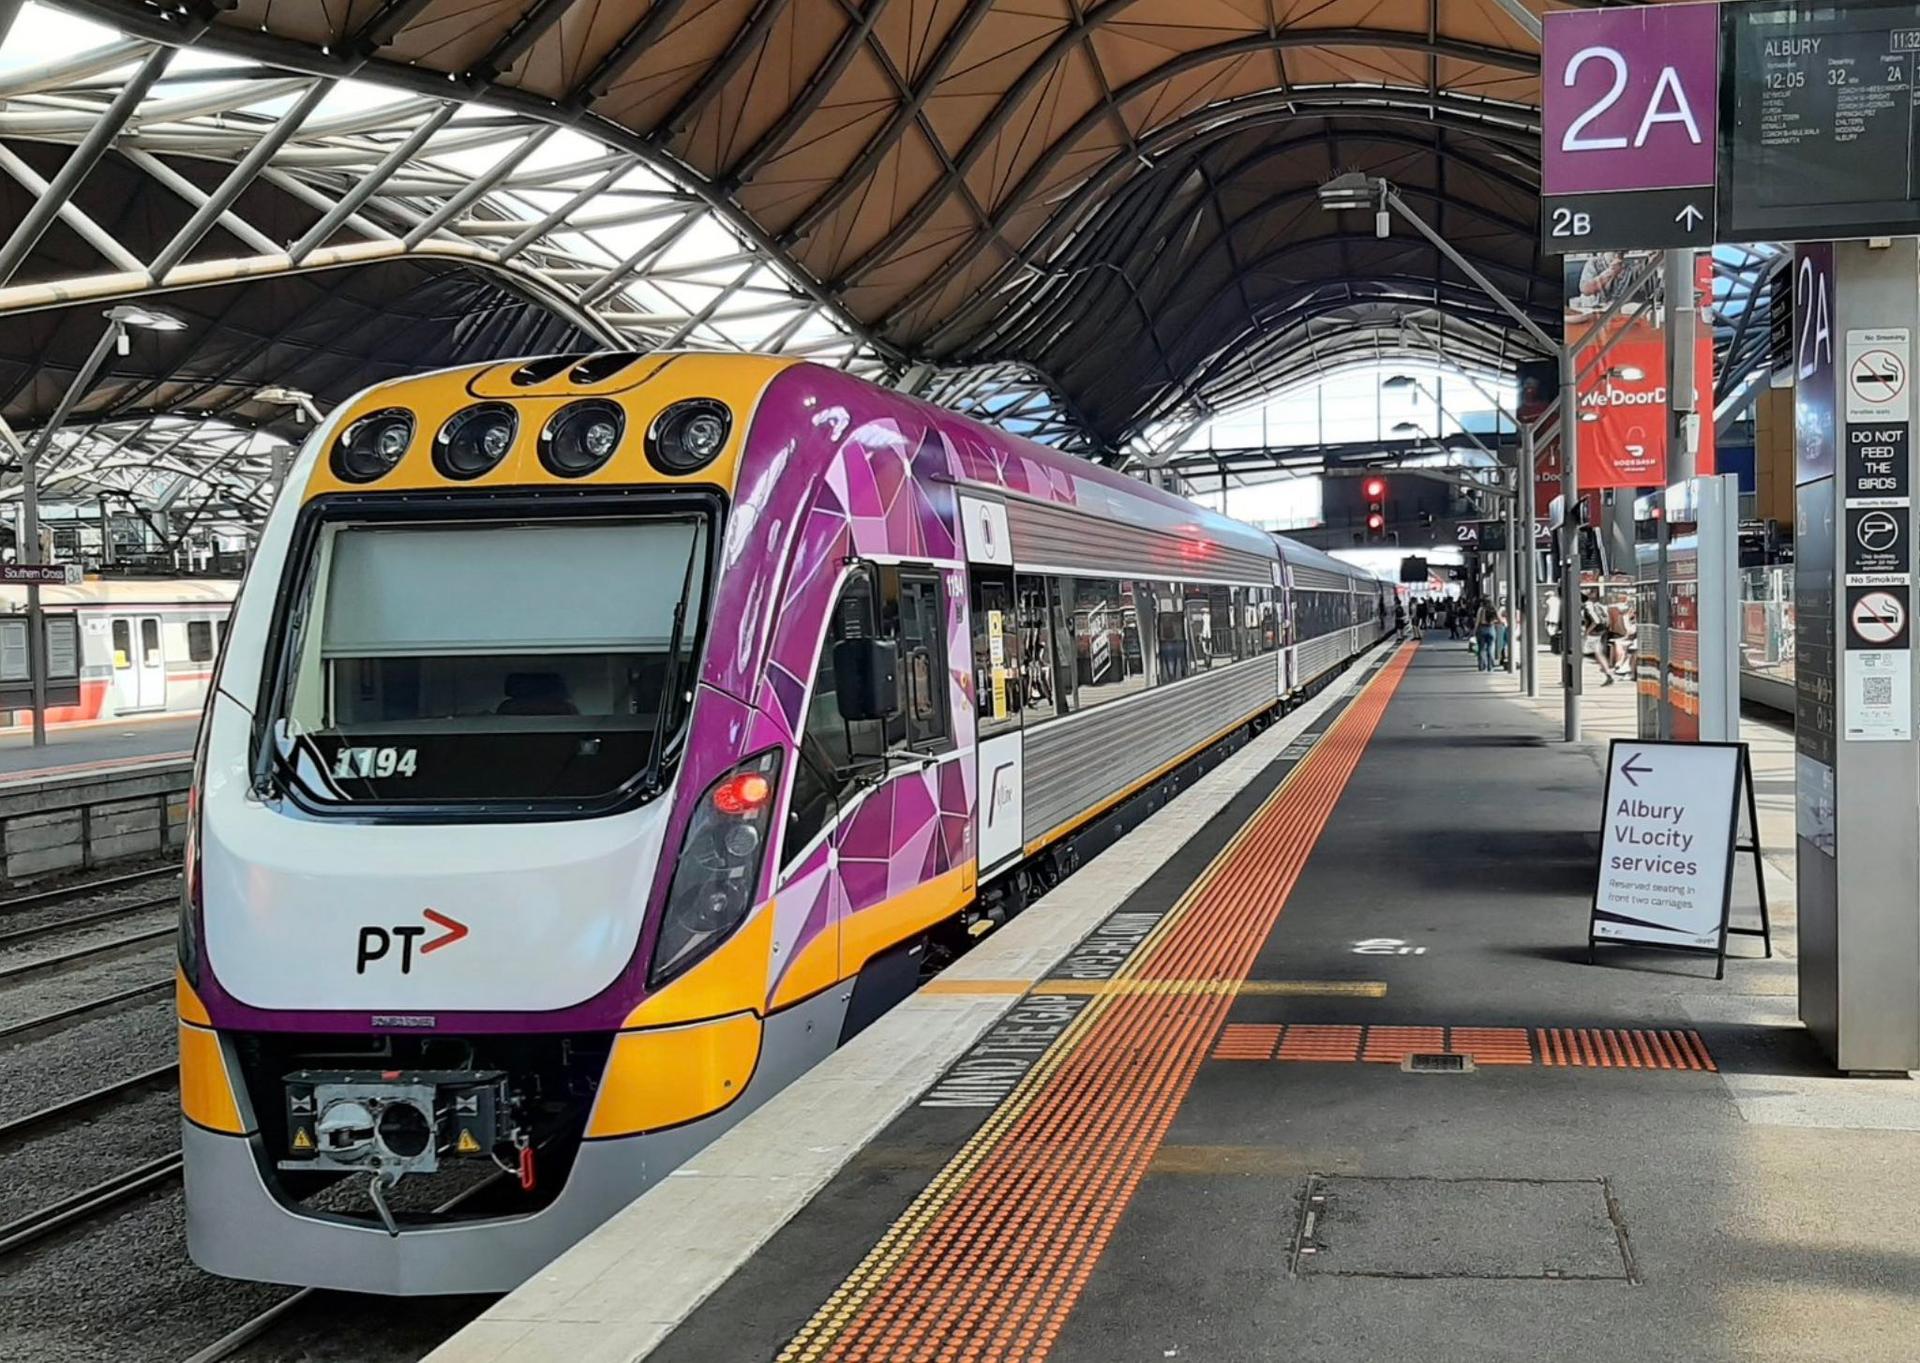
[0,896,176,952]
[0,979,173,1047]
[0,1063,178,1148]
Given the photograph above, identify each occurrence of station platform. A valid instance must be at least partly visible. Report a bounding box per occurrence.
[0,712,198,782]
[433,638,1920,1363]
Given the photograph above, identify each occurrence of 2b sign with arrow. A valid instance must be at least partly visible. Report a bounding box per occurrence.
[1540,5,1722,252]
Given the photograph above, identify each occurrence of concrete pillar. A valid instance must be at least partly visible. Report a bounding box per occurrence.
[1794,238,1920,1073]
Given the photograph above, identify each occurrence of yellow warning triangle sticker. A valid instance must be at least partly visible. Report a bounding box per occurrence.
[291,1128,314,1151]
[456,1129,481,1154]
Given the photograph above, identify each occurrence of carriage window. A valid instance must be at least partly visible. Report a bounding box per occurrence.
[111,618,130,667]
[1060,577,1150,707]
[273,513,712,806]
[187,620,214,663]
[1006,574,1062,724]
[140,619,160,667]
[786,572,881,863]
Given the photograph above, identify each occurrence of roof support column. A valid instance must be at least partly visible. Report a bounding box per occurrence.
[287,101,458,264]
[150,77,338,281]
[0,45,174,288]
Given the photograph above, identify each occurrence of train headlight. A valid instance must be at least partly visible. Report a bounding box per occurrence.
[650,749,782,986]
[330,408,414,483]
[433,403,518,480]
[645,398,732,475]
[539,399,624,477]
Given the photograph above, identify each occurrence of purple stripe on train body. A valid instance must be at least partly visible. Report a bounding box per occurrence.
[202,363,1278,1036]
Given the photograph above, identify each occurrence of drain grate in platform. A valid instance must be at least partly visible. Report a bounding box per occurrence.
[1402,1052,1472,1073]
[1289,1174,1638,1283]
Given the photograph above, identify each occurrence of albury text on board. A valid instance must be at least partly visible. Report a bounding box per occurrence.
[1610,799,1699,877]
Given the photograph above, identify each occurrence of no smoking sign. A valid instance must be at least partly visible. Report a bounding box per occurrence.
[1850,350,1907,405]
[1846,330,1913,424]
[1848,587,1910,651]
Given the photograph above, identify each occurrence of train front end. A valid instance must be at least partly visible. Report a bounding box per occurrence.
[180,354,800,1294]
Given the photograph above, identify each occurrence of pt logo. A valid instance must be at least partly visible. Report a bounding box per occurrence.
[356,908,468,974]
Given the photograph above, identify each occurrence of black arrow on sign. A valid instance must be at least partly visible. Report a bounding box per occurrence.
[1619,753,1651,788]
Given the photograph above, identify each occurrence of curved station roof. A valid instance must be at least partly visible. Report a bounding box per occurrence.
[0,0,1776,522]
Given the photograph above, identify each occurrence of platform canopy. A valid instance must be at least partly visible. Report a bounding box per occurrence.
[0,0,1780,507]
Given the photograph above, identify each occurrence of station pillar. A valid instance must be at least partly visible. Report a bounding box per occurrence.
[1794,239,1920,1074]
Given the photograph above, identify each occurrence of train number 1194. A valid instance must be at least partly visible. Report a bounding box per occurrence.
[333,746,419,779]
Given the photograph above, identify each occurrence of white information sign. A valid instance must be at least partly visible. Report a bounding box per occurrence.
[1591,741,1741,952]
[1846,329,1912,425]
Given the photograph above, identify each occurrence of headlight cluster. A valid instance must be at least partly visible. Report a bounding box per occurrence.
[329,408,414,483]
[539,399,624,477]
[646,398,732,474]
[433,403,518,480]
[650,749,782,986]
[326,392,735,484]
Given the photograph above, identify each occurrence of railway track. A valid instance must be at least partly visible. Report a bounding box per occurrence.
[0,1063,179,1149]
[0,978,173,1047]
[0,918,176,984]
[0,894,178,952]
[0,865,179,917]
[0,1152,183,1258]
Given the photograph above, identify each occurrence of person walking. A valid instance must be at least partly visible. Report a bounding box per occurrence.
[1474,600,1498,672]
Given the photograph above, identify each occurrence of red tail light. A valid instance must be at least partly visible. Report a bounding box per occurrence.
[711,770,771,815]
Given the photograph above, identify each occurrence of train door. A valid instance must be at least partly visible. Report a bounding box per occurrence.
[960,495,1023,876]
[1270,562,1285,698]
[110,615,166,712]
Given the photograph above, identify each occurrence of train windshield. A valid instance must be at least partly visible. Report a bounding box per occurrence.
[270,513,710,807]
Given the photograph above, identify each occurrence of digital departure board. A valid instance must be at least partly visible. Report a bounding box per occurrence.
[1723,1,1920,242]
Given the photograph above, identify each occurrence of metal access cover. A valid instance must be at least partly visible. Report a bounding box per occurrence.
[1403,1052,1473,1073]
[1290,1175,1637,1282]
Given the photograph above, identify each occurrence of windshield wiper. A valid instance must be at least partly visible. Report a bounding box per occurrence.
[642,526,703,794]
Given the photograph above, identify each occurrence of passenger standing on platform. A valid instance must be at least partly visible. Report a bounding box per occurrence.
[1474,601,1497,672]
[1581,590,1615,685]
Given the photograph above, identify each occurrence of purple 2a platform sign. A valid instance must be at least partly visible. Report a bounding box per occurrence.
[1541,3,1721,253]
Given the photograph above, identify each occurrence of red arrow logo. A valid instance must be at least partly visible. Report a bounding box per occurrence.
[421,908,468,954]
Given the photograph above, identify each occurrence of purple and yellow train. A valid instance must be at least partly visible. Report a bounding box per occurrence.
[179,352,1388,1293]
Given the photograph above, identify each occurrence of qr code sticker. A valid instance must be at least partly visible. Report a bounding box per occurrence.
[1864,675,1894,707]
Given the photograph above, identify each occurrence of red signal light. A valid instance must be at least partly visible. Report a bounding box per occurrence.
[712,771,772,815]
[1367,512,1386,532]
[1363,477,1387,500]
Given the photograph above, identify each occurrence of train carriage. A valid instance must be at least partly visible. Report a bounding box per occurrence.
[0,579,235,726]
[179,352,1386,1294]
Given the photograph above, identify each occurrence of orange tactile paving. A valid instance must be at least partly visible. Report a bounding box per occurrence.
[1360,1025,1446,1063]
[1537,1027,1717,1071]
[774,646,1417,1363]
[1212,1023,1282,1060]
[1447,1026,1534,1066]
[1205,1023,1714,1071]
[1277,1024,1364,1061]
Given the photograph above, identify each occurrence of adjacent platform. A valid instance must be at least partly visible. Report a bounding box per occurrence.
[436,640,1920,1363]
[0,712,198,781]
